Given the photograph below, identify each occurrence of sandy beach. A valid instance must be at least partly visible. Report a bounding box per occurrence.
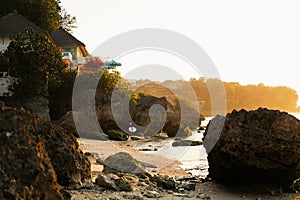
[67,137,300,200]
[78,137,190,179]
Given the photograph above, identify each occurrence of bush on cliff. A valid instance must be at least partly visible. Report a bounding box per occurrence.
[5,31,67,97]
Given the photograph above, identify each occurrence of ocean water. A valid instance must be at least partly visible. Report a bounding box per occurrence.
[146,117,213,178]
[149,113,300,178]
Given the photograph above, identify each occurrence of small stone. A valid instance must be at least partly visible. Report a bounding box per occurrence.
[122,193,144,200]
[144,190,161,198]
[173,192,190,198]
[196,193,211,200]
[182,182,196,191]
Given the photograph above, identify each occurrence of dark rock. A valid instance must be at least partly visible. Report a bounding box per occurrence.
[59,111,79,137]
[73,109,109,140]
[151,175,176,190]
[131,95,170,137]
[203,115,225,153]
[197,193,211,199]
[0,105,66,200]
[206,108,300,186]
[96,158,105,165]
[122,193,144,200]
[131,136,143,140]
[107,129,129,141]
[102,152,148,174]
[144,190,161,198]
[181,182,196,191]
[95,173,118,190]
[39,122,91,188]
[95,92,201,138]
[95,173,137,192]
[139,148,153,151]
[198,126,205,131]
[172,140,203,147]
[114,176,134,192]
[176,176,197,181]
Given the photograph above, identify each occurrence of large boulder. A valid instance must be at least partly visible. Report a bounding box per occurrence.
[205,108,300,186]
[102,152,148,174]
[39,122,91,188]
[131,96,170,137]
[0,104,66,200]
[132,95,201,138]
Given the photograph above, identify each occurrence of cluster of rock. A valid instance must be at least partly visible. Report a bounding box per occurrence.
[70,74,203,140]
[95,94,201,139]
[0,102,91,199]
[92,152,209,199]
[204,108,300,188]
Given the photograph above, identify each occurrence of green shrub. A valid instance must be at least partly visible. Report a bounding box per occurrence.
[5,31,66,97]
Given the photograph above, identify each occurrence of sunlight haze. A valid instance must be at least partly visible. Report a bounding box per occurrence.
[60,0,300,104]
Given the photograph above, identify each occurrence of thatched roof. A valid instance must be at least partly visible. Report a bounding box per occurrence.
[0,11,46,36]
[51,28,85,47]
[51,28,88,56]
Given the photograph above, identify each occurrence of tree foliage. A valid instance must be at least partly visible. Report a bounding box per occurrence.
[81,57,104,72]
[59,7,77,33]
[135,78,299,116]
[190,78,299,113]
[0,0,60,33]
[0,0,77,33]
[4,31,67,97]
[98,69,137,103]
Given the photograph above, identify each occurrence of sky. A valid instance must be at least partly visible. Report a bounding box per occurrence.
[60,0,300,102]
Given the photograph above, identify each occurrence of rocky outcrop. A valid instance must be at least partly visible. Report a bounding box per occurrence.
[71,73,203,139]
[205,108,300,186]
[0,102,91,199]
[0,103,65,200]
[132,96,201,138]
[59,111,79,137]
[39,122,91,188]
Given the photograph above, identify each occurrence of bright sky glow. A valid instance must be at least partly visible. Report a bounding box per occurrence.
[60,0,300,103]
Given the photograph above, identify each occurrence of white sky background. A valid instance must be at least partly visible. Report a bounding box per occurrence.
[60,0,300,103]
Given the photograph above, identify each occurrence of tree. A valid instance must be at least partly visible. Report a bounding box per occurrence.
[4,31,67,97]
[98,69,133,98]
[59,7,77,33]
[81,56,104,72]
[0,0,76,33]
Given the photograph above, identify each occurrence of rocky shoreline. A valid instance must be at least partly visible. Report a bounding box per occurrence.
[66,138,300,200]
[1,100,300,199]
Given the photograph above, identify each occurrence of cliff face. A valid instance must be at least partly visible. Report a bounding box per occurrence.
[0,102,91,199]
